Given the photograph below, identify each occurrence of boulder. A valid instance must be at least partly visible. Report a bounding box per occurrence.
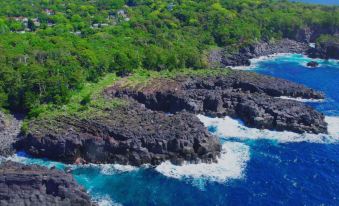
[307,61,319,68]
[0,161,94,206]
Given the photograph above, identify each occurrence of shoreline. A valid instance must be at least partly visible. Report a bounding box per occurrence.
[230,53,339,70]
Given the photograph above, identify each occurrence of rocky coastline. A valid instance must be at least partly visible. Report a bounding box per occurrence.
[0,161,94,206]
[209,36,339,68]
[13,70,328,168]
[2,33,336,205]
[208,39,310,67]
[107,71,327,134]
[308,39,339,60]
[1,55,333,205]
[16,102,221,166]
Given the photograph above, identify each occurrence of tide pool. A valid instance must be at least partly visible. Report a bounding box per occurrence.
[5,54,339,206]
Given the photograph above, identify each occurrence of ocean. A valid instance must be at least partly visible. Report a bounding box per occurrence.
[292,0,339,5]
[5,54,339,206]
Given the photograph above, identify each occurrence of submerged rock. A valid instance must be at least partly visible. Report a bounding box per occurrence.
[0,161,94,206]
[106,70,327,134]
[307,61,319,68]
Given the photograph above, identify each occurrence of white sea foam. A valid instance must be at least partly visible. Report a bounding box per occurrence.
[230,53,339,70]
[5,153,66,169]
[197,115,339,144]
[5,154,138,174]
[326,116,339,137]
[155,142,250,183]
[90,163,137,175]
[231,53,296,70]
[277,96,325,103]
[94,195,122,206]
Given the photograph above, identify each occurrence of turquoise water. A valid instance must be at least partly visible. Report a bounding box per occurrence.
[5,54,339,206]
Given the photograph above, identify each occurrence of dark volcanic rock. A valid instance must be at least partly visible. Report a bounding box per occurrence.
[17,103,221,166]
[308,38,339,60]
[0,161,93,206]
[0,113,22,156]
[209,39,310,67]
[16,70,327,166]
[106,71,327,134]
[307,61,319,68]
[0,112,6,131]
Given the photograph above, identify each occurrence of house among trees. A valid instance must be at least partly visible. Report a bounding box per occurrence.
[44,9,55,16]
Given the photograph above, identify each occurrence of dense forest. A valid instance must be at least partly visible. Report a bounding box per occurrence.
[0,0,338,113]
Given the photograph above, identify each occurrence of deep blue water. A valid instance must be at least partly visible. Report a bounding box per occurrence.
[292,0,339,5]
[4,54,339,206]
[254,55,339,116]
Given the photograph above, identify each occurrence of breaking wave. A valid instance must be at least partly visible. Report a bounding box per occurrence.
[4,152,138,174]
[277,96,325,103]
[197,115,339,144]
[155,142,250,183]
[231,53,339,70]
[93,195,122,206]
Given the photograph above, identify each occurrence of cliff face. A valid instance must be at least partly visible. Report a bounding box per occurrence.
[0,112,22,156]
[293,26,339,43]
[17,103,221,166]
[308,38,339,59]
[209,39,310,67]
[209,26,339,67]
[0,161,94,206]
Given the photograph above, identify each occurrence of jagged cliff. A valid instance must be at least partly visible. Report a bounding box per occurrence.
[15,70,327,166]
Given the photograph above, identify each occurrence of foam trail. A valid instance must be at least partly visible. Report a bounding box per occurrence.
[5,153,138,174]
[80,163,137,175]
[231,53,339,70]
[94,195,122,206]
[155,142,250,183]
[198,115,339,144]
[277,96,325,103]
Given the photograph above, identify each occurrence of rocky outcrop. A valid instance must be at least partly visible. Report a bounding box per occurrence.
[209,39,310,67]
[106,71,327,134]
[308,38,339,59]
[16,70,328,166]
[209,25,339,67]
[293,26,339,43]
[307,61,319,68]
[0,112,22,156]
[0,161,93,206]
[16,103,221,166]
